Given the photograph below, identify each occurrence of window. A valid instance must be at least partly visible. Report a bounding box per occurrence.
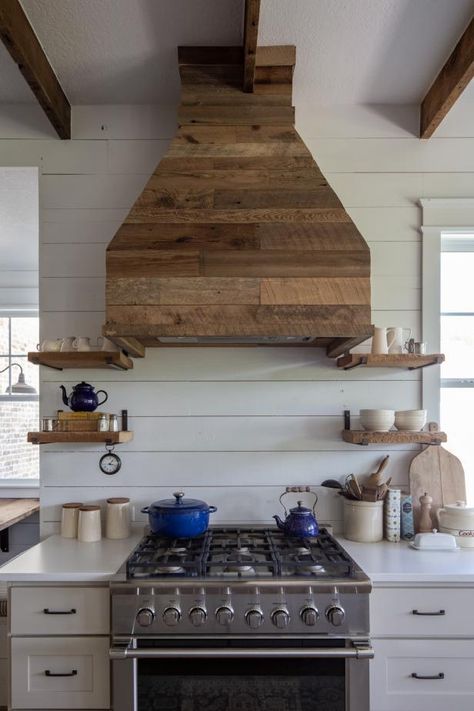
[0,313,39,480]
[440,235,474,495]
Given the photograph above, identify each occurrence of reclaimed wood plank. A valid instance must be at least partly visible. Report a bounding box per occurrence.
[202,250,370,277]
[213,187,342,209]
[126,208,350,224]
[107,277,260,305]
[178,105,295,126]
[243,0,261,91]
[260,277,370,305]
[107,250,200,277]
[109,223,260,251]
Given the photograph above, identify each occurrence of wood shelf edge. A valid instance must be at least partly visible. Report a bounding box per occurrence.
[342,430,447,446]
[28,351,134,370]
[27,431,133,445]
[337,353,445,370]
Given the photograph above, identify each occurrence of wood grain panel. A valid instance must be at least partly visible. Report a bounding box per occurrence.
[157,156,316,170]
[178,105,295,126]
[173,126,301,144]
[258,222,369,250]
[243,0,261,92]
[126,208,350,224]
[255,45,296,67]
[106,304,371,336]
[109,223,260,251]
[107,250,200,277]
[260,278,370,305]
[181,87,293,107]
[135,188,214,209]
[107,277,260,305]
[214,187,342,209]
[202,250,370,277]
[147,168,324,191]
[168,142,309,157]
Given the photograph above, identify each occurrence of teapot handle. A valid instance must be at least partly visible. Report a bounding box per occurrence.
[280,486,318,516]
[96,390,108,406]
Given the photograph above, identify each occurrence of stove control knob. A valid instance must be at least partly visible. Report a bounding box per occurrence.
[163,607,181,627]
[216,606,234,625]
[136,607,155,627]
[245,608,264,629]
[271,608,290,629]
[326,605,345,627]
[189,607,207,627]
[300,606,319,627]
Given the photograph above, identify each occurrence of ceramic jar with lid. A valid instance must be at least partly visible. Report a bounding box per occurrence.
[438,501,474,548]
[60,502,83,538]
[106,497,130,539]
[77,505,102,542]
[343,499,383,543]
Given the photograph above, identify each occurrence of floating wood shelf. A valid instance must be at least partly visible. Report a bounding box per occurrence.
[336,353,445,370]
[28,351,133,371]
[342,430,447,446]
[27,431,133,445]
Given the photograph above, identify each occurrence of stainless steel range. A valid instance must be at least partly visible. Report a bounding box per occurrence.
[110,527,373,711]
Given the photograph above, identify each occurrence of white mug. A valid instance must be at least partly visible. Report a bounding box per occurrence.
[106,498,130,539]
[97,336,120,352]
[371,327,395,355]
[60,336,77,352]
[77,506,102,543]
[73,336,91,351]
[387,327,411,354]
[37,339,62,352]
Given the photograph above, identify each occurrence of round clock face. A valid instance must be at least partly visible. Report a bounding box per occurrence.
[99,452,121,475]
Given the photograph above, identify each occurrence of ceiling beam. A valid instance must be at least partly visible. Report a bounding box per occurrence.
[0,0,71,139]
[420,16,474,139]
[243,0,261,92]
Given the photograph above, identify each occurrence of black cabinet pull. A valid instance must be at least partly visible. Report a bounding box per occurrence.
[411,672,444,680]
[45,669,78,677]
[412,609,445,616]
[43,608,77,615]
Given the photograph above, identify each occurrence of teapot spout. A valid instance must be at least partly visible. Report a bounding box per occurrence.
[273,515,285,531]
[59,385,69,407]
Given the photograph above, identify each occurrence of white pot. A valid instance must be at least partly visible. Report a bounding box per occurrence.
[343,499,383,543]
[438,501,474,548]
[360,409,395,432]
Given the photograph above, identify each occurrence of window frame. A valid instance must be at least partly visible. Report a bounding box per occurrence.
[0,309,39,402]
[421,198,474,423]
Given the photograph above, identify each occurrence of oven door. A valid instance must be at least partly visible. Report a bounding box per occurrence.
[110,638,373,711]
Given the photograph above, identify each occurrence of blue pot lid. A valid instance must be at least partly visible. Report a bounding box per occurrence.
[149,491,209,513]
[289,501,313,515]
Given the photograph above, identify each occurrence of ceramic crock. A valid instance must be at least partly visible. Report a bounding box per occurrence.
[438,501,474,548]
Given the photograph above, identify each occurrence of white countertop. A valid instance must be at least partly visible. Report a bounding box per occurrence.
[0,532,142,582]
[2,531,474,585]
[339,537,474,584]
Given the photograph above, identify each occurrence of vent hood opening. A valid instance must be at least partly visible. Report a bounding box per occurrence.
[104,45,373,358]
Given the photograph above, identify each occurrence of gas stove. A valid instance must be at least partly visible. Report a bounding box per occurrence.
[112,527,371,639]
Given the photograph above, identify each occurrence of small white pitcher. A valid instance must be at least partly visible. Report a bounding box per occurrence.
[387,327,411,354]
[371,327,396,355]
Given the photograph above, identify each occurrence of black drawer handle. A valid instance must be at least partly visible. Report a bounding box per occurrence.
[45,669,78,678]
[43,608,77,615]
[412,609,445,616]
[411,672,444,680]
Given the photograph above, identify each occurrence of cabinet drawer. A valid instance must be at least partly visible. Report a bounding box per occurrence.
[371,587,474,637]
[10,587,109,635]
[371,639,474,711]
[11,636,110,709]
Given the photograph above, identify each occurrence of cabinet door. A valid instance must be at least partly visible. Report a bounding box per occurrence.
[371,587,474,637]
[371,639,474,711]
[11,637,110,709]
[10,587,109,635]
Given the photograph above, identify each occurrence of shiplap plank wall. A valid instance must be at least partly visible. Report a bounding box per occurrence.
[1,102,470,535]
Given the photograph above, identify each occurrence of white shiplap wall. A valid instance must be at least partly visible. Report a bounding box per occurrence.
[1,102,472,536]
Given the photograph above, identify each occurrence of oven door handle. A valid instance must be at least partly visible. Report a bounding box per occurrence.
[110,641,373,660]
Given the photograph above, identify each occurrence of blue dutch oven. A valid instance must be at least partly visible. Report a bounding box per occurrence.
[142,491,217,538]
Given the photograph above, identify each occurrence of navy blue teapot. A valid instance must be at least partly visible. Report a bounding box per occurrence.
[273,487,319,538]
[60,381,108,412]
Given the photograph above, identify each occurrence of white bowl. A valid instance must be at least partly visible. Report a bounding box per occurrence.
[394,409,427,432]
[360,409,395,432]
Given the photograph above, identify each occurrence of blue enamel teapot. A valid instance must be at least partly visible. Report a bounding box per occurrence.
[60,381,108,412]
[273,487,319,538]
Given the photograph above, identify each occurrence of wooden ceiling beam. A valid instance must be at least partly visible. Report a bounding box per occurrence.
[243,0,261,92]
[0,0,71,139]
[420,16,474,139]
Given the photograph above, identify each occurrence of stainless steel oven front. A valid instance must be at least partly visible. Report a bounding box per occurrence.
[110,636,373,711]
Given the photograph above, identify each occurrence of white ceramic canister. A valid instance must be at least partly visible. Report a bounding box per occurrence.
[438,501,474,548]
[77,505,102,543]
[60,502,83,538]
[343,499,383,543]
[106,497,130,539]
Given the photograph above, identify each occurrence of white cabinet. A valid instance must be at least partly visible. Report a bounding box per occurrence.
[371,586,474,711]
[11,637,110,709]
[9,585,110,711]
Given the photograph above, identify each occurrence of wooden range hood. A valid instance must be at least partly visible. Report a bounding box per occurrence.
[104,44,373,359]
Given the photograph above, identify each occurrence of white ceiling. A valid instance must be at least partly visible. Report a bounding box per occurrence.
[0,168,38,272]
[0,0,471,107]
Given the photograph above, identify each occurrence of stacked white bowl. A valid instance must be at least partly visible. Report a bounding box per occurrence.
[360,409,395,432]
[394,409,427,431]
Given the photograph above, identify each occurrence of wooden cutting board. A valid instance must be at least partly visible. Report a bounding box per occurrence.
[409,445,466,532]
